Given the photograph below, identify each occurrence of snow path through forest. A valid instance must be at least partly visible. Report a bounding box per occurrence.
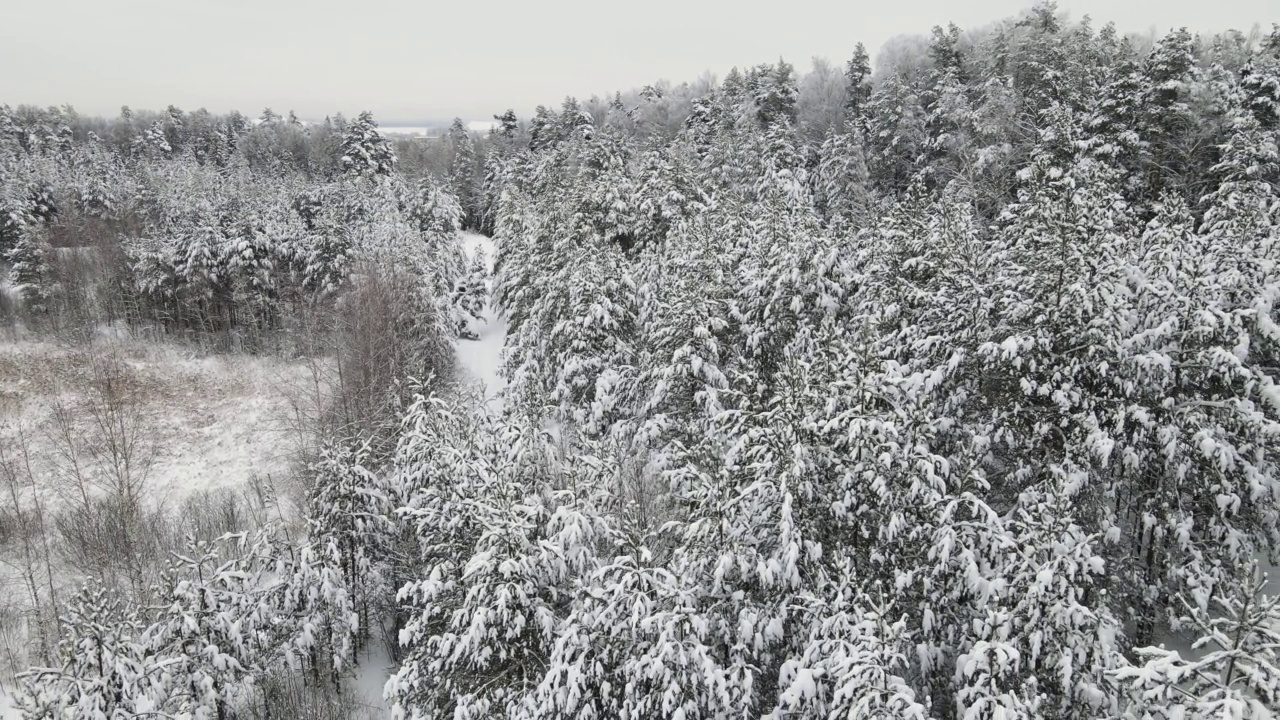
[352,231,505,714]
[456,232,507,409]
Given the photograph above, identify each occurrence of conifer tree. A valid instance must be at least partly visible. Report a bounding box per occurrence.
[446,118,480,229]
[844,42,873,124]
[494,109,519,140]
[6,226,51,313]
[340,111,396,179]
[18,583,161,718]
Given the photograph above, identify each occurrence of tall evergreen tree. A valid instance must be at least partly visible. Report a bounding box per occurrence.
[844,42,873,124]
[340,111,396,179]
[446,118,480,229]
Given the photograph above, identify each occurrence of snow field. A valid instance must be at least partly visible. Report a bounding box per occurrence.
[0,335,333,716]
[0,337,323,506]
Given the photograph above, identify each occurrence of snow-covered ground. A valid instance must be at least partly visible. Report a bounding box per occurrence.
[456,232,507,411]
[0,233,507,716]
[0,338,327,716]
[0,338,322,506]
[352,640,397,718]
[0,236,502,510]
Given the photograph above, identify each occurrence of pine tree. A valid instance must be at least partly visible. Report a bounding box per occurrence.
[865,75,929,196]
[493,109,519,141]
[0,104,19,160]
[143,120,172,158]
[144,539,257,720]
[0,205,20,256]
[18,582,163,718]
[164,104,186,155]
[340,111,396,179]
[844,42,873,124]
[26,181,58,225]
[446,118,479,229]
[753,59,799,129]
[307,441,388,654]
[1082,45,1147,197]
[388,412,621,719]
[453,248,488,339]
[1116,568,1280,718]
[7,226,50,313]
[1137,27,1205,206]
[557,96,595,141]
[529,105,560,151]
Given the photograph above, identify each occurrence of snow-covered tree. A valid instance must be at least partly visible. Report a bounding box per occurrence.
[18,583,164,719]
[307,441,388,653]
[446,118,481,229]
[844,42,873,123]
[453,248,488,339]
[865,75,929,196]
[340,111,396,179]
[6,226,51,313]
[1116,568,1280,718]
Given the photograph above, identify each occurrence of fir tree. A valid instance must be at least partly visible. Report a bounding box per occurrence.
[18,583,162,718]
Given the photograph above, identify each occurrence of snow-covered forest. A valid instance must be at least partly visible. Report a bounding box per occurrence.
[2,2,1280,717]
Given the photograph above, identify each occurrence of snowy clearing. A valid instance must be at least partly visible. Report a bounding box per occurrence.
[0,337,326,507]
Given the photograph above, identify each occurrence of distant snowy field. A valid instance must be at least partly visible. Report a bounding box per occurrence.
[380,119,498,138]
[379,126,435,137]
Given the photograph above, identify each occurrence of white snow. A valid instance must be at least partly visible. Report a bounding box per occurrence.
[380,120,497,138]
[0,338,324,507]
[345,232,506,714]
[378,125,437,138]
[352,638,396,717]
[455,232,507,411]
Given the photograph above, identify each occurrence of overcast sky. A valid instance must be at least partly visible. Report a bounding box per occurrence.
[1,0,1274,123]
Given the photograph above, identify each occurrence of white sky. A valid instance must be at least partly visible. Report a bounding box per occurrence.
[0,0,1273,123]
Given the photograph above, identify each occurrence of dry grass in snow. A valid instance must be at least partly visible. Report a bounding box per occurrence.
[0,336,331,508]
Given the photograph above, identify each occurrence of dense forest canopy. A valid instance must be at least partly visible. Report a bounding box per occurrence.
[2,2,1279,718]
